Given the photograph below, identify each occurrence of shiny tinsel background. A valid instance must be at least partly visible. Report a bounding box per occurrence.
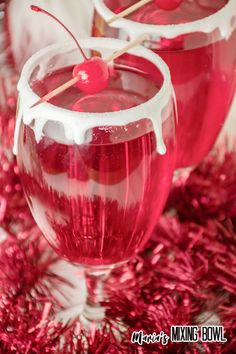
[0,89,236,353]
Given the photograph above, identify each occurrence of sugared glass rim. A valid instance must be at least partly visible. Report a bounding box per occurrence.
[14,37,174,154]
[93,0,236,39]
[18,37,172,120]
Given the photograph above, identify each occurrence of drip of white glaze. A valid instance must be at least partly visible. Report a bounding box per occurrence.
[93,0,236,41]
[13,38,174,155]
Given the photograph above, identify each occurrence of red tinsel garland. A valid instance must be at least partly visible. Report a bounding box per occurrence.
[0,101,236,353]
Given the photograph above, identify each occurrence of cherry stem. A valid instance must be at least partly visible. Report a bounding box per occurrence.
[30,5,88,61]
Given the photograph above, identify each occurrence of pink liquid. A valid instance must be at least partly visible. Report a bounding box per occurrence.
[93,0,236,168]
[17,62,175,266]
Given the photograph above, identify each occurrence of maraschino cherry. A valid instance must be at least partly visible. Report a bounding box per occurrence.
[154,0,183,11]
[72,57,109,94]
[31,5,109,95]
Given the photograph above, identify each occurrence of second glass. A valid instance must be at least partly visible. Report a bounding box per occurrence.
[93,0,236,168]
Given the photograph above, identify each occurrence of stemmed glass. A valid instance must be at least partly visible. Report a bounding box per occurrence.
[14,38,177,324]
[93,0,236,169]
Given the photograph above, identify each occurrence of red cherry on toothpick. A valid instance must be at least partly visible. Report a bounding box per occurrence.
[31,5,110,95]
[73,57,109,95]
[154,0,183,11]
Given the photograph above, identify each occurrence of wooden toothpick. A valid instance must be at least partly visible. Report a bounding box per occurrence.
[104,33,149,63]
[30,77,79,108]
[107,0,151,24]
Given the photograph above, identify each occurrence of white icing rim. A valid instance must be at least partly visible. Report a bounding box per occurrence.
[93,0,236,40]
[14,38,174,156]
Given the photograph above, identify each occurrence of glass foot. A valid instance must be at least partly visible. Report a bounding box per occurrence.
[80,302,106,329]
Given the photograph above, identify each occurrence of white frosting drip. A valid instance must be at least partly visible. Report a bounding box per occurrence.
[13,38,174,155]
[93,0,236,41]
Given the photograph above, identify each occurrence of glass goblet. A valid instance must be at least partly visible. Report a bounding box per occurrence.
[14,38,177,325]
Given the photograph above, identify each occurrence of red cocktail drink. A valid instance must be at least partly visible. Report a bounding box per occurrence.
[15,39,176,266]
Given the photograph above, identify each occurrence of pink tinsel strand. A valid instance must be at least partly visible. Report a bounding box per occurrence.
[168,143,236,223]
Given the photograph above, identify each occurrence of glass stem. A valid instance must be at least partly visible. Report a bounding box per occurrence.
[82,267,111,325]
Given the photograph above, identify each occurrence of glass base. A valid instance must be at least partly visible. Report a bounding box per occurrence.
[80,303,106,329]
[80,267,111,327]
